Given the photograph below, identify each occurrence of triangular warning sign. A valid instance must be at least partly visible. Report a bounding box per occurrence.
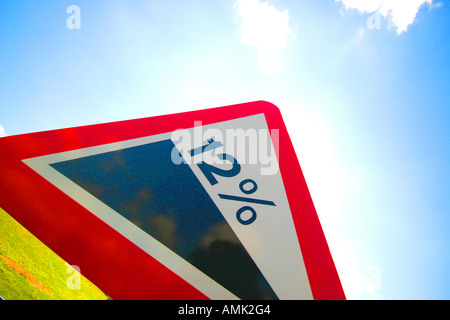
[2,101,345,299]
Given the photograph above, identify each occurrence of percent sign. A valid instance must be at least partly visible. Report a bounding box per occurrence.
[190,139,276,225]
[218,179,276,225]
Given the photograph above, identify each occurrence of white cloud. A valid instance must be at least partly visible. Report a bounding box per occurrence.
[235,0,291,72]
[0,125,7,137]
[336,0,434,34]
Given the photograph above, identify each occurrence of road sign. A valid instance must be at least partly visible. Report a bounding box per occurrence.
[0,101,345,300]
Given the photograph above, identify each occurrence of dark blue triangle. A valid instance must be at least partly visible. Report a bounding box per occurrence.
[50,139,278,300]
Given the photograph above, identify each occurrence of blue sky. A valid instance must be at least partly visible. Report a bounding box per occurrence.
[1,0,449,299]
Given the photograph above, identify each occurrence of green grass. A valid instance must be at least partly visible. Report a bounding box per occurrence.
[0,207,108,300]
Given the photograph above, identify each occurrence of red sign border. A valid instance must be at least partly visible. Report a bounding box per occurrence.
[0,101,345,300]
